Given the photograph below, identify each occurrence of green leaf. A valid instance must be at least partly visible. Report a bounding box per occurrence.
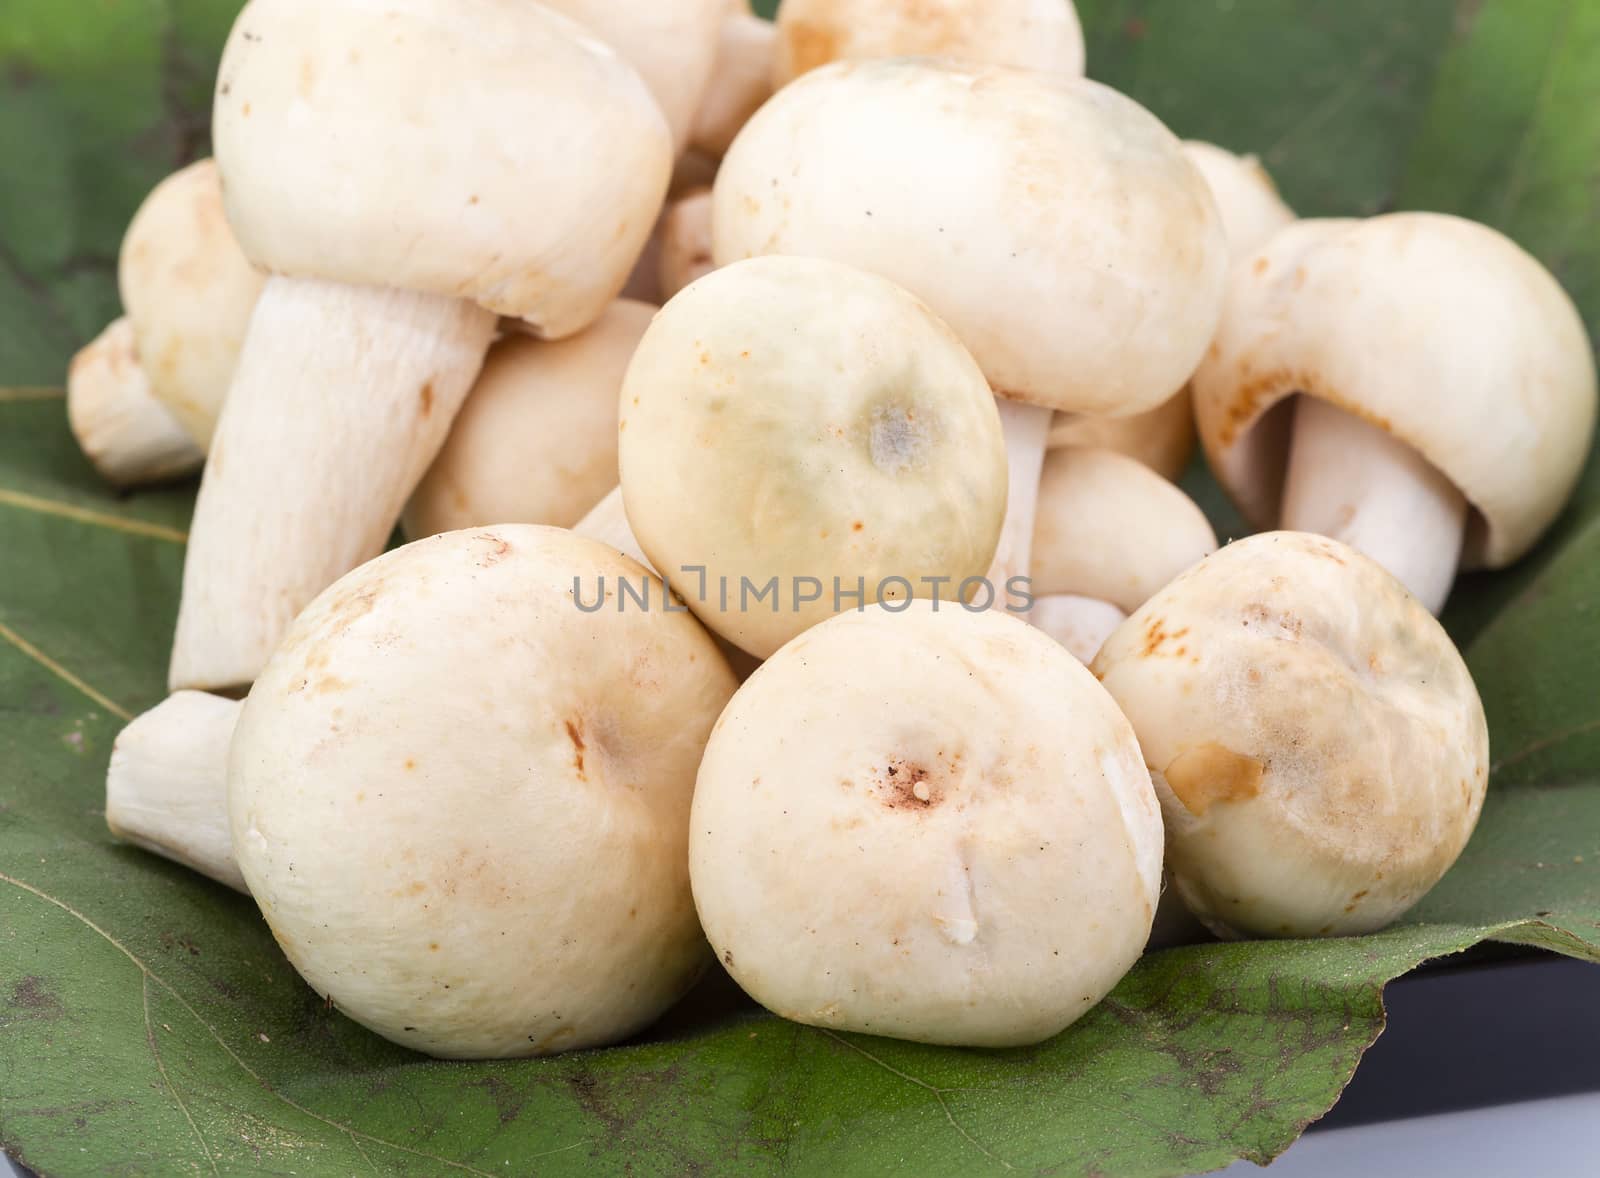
[2,1,1598,1175]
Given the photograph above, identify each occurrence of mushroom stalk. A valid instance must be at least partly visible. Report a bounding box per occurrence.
[986,398,1054,609]
[1282,397,1466,614]
[169,276,497,692]
[106,691,245,892]
[1032,594,1128,664]
[68,318,204,488]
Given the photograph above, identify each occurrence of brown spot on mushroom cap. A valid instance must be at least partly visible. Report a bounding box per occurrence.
[1164,744,1266,816]
[875,759,940,810]
[565,720,587,781]
[474,533,511,567]
[418,380,435,416]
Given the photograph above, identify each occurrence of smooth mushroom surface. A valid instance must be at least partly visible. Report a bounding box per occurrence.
[1047,391,1195,482]
[171,0,672,693]
[1194,213,1598,614]
[118,158,266,449]
[66,318,203,488]
[403,300,655,540]
[658,189,716,301]
[690,0,777,159]
[544,0,726,155]
[1093,531,1489,939]
[619,255,1008,658]
[714,60,1227,603]
[1045,142,1294,479]
[1180,141,1297,263]
[1030,447,1218,661]
[691,601,1163,1047]
[771,0,1085,88]
[229,526,738,1059]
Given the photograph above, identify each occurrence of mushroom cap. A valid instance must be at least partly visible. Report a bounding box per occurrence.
[691,601,1162,1047]
[543,0,725,155]
[618,255,1008,659]
[772,0,1085,88]
[1194,213,1598,568]
[213,0,673,338]
[1047,389,1196,481]
[118,159,265,449]
[1031,447,1217,612]
[690,8,777,159]
[658,189,715,301]
[229,526,738,1059]
[1180,141,1296,264]
[402,301,655,540]
[1092,531,1489,939]
[713,60,1228,416]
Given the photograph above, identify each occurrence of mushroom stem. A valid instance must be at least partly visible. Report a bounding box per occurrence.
[67,318,204,489]
[106,691,245,892]
[1282,397,1466,614]
[1032,594,1128,664]
[986,398,1054,609]
[169,276,497,693]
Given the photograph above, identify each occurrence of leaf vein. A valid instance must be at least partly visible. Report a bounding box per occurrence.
[144,973,220,1176]
[0,872,496,1178]
[0,487,189,543]
[818,1030,1014,1171]
[0,618,133,721]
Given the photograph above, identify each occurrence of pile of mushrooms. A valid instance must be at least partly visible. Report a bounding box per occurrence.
[72,0,1594,1060]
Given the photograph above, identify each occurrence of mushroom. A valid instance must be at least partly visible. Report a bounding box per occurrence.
[402,300,655,540]
[575,486,765,682]
[771,0,1086,88]
[544,0,726,155]
[1045,142,1294,481]
[117,158,266,450]
[170,0,672,693]
[109,526,738,1058]
[1046,393,1195,483]
[713,60,1227,604]
[1195,213,1597,614]
[1180,141,1296,262]
[106,691,245,891]
[689,0,778,160]
[1093,531,1489,938]
[657,189,715,301]
[691,600,1163,1047]
[618,255,1008,658]
[67,319,203,488]
[1030,447,1218,662]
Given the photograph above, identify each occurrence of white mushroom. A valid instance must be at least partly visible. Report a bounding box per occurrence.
[118,158,265,449]
[66,319,203,488]
[106,691,245,892]
[1047,392,1196,483]
[169,0,672,693]
[689,0,778,159]
[1093,531,1489,939]
[112,527,738,1057]
[657,189,716,301]
[1044,143,1294,481]
[618,255,1008,658]
[403,301,655,539]
[691,600,1163,1047]
[544,0,726,155]
[714,60,1227,606]
[771,0,1085,88]
[1029,447,1217,662]
[1180,141,1296,263]
[575,486,764,682]
[1194,213,1598,613]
